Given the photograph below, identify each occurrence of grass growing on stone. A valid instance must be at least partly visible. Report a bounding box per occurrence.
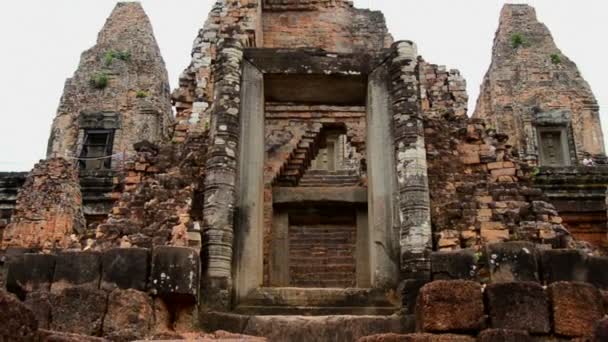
[136,90,149,98]
[511,33,525,49]
[104,50,131,66]
[551,53,562,64]
[90,72,109,89]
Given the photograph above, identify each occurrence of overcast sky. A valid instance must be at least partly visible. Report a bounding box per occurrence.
[0,0,605,171]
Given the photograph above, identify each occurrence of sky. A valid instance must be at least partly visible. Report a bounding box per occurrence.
[0,0,605,171]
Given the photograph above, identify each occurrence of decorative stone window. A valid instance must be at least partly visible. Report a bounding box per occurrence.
[537,128,570,166]
[78,112,121,171]
[79,129,115,170]
[533,110,575,167]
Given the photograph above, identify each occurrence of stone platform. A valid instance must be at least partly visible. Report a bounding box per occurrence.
[235,287,399,316]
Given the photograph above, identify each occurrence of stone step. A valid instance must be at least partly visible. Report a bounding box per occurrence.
[203,312,412,342]
[239,288,397,309]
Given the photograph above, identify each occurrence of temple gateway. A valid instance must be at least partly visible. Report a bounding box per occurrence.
[1,2,608,341]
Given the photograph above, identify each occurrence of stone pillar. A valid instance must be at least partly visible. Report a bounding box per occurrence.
[201,39,244,310]
[389,41,432,280]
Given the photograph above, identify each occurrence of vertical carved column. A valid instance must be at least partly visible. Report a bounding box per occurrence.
[201,39,244,309]
[389,41,433,280]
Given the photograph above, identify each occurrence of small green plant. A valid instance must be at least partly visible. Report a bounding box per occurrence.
[136,90,149,99]
[104,49,131,66]
[550,53,562,64]
[89,72,109,89]
[530,166,541,178]
[511,33,525,49]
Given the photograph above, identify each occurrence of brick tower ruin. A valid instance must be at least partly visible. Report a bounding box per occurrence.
[1,2,608,341]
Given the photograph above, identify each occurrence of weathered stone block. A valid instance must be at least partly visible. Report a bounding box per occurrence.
[51,251,101,293]
[102,289,153,340]
[223,314,408,342]
[430,250,477,280]
[358,333,475,342]
[150,246,199,297]
[0,289,38,341]
[587,256,608,290]
[7,253,56,298]
[486,242,538,282]
[416,280,484,332]
[101,247,149,291]
[485,282,550,333]
[539,249,587,284]
[476,329,531,342]
[548,282,604,337]
[24,291,52,329]
[50,287,108,336]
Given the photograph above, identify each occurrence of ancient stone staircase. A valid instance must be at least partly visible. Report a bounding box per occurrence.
[299,169,360,187]
[275,126,323,186]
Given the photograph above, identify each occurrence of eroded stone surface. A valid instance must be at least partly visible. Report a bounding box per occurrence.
[548,282,604,337]
[50,287,108,336]
[415,280,484,333]
[0,289,38,341]
[103,289,153,341]
[485,282,550,334]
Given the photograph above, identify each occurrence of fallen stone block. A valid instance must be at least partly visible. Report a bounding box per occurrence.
[101,247,149,291]
[51,251,101,293]
[476,329,531,342]
[358,333,475,341]
[587,256,608,290]
[50,287,108,336]
[485,242,538,282]
[150,246,199,297]
[430,250,477,280]
[539,249,587,284]
[416,280,485,333]
[7,253,56,298]
[548,282,604,337]
[102,289,153,341]
[485,282,550,333]
[0,289,38,341]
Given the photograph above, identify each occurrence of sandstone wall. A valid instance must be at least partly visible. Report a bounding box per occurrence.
[473,4,604,161]
[47,2,173,168]
[2,246,205,340]
[364,278,608,341]
[1,158,85,251]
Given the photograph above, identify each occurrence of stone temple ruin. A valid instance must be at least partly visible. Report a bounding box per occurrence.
[1,1,608,341]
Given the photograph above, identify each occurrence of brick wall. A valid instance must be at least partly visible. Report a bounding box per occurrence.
[288,209,357,288]
[1,159,85,251]
[262,6,391,53]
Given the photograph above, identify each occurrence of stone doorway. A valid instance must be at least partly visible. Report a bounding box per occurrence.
[234,50,399,314]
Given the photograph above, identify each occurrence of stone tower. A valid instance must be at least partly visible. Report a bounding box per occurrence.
[474,4,605,165]
[2,2,608,341]
[46,2,173,171]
